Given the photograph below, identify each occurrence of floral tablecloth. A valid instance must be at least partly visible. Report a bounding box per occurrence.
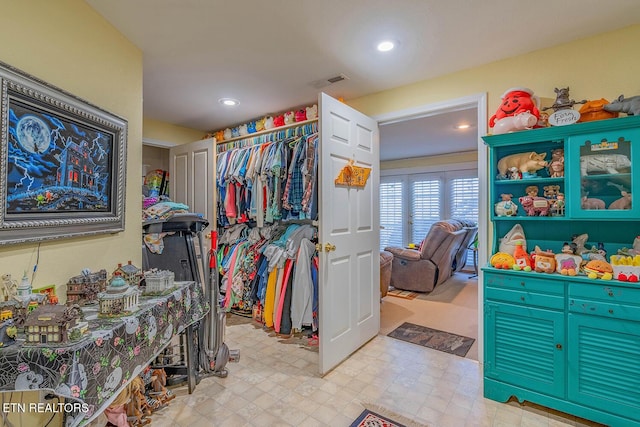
[0,281,208,426]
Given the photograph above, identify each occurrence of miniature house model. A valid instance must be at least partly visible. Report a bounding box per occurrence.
[98,274,140,317]
[23,305,83,345]
[66,269,108,305]
[113,261,143,287]
[143,270,175,295]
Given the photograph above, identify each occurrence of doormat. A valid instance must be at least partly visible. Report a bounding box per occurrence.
[350,405,430,427]
[387,322,475,357]
[350,409,408,427]
[387,288,419,300]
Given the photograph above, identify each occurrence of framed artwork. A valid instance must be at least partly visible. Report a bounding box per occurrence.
[0,61,127,245]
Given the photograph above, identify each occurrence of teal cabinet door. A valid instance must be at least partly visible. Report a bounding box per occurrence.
[567,128,640,219]
[568,313,640,422]
[485,301,566,398]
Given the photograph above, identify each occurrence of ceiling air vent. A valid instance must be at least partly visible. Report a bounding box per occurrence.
[310,73,350,89]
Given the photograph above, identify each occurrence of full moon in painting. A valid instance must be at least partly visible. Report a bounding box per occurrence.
[16,115,51,154]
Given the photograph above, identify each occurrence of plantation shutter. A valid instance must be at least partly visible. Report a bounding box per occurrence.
[449,175,480,268]
[410,177,442,245]
[380,178,404,250]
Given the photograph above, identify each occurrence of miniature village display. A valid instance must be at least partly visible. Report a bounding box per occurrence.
[97,273,140,318]
[66,269,108,305]
[23,304,87,346]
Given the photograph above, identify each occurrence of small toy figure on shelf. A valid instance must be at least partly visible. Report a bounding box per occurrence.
[547,148,564,178]
[495,193,518,217]
[542,87,586,126]
[554,253,581,276]
[507,167,521,180]
[548,193,565,217]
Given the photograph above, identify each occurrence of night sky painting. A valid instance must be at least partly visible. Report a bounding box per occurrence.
[6,97,113,215]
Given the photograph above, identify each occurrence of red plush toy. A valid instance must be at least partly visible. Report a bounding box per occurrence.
[273,115,285,127]
[489,87,540,129]
[295,109,307,122]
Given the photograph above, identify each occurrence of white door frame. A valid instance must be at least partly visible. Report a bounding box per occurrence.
[373,93,488,364]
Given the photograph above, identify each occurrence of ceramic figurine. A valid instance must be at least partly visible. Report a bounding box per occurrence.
[497,151,548,178]
[66,269,108,306]
[97,273,140,317]
[495,193,518,217]
[1,274,17,302]
[604,94,640,116]
[489,87,540,131]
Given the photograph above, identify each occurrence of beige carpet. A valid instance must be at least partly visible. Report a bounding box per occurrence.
[380,272,479,360]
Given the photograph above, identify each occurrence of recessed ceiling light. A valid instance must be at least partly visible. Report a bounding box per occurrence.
[219,98,239,107]
[377,40,395,52]
[456,124,471,129]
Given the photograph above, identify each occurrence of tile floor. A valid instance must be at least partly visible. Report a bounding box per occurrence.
[151,321,605,427]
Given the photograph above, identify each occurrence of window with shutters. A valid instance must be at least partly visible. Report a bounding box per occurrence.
[380,168,478,270]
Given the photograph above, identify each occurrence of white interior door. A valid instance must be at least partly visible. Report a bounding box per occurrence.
[318,92,380,375]
[169,138,215,279]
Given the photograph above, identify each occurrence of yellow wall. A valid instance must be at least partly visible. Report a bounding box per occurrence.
[350,24,640,125]
[0,0,143,307]
[143,117,204,145]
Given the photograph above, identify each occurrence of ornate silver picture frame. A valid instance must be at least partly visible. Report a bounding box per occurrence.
[0,61,127,245]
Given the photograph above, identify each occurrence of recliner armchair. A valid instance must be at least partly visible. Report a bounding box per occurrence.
[384,220,468,293]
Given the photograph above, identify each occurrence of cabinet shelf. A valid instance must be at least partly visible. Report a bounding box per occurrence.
[495,177,564,185]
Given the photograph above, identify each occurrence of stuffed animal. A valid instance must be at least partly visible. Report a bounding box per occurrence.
[264,116,274,129]
[274,115,285,127]
[231,127,240,138]
[239,124,248,136]
[306,104,318,120]
[255,118,265,132]
[604,94,640,116]
[214,130,225,142]
[295,109,307,122]
[224,128,232,139]
[489,87,540,129]
[284,111,295,125]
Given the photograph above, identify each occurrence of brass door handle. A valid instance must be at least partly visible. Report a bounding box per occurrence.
[315,243,337,252]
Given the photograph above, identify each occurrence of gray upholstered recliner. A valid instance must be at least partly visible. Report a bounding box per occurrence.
[453,223,478,273]
[384,220,468,293]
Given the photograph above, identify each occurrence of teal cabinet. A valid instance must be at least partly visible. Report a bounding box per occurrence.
[483,116,640,427]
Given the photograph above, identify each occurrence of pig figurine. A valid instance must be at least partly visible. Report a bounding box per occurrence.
[609,191,631,210]
[497,151,548,178]
[519,195,550,216]
[604,95,640,116]
[580,154,631,176]
[581,196,605,210]
[491,112,537,135]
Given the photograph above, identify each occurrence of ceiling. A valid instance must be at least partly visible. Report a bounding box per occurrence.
[86,0,640,160]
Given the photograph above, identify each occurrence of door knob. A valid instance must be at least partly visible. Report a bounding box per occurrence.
[324,243,336,252]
